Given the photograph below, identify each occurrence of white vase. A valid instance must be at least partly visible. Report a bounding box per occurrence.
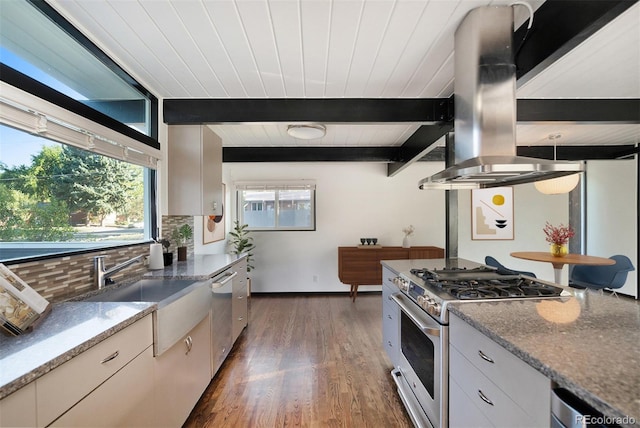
[402,236,410,248]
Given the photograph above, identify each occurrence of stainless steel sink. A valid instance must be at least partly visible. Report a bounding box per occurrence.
[85,278,201,305]
[86,277,213,356]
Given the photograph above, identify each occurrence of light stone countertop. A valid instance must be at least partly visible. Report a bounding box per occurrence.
[0,301,155,399]
[449,292,640,426]
[144,253,247,280]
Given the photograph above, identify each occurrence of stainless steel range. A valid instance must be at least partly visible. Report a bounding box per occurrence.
[389,260,565,428]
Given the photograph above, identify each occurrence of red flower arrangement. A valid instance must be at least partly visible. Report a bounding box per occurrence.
[543,222,575,245]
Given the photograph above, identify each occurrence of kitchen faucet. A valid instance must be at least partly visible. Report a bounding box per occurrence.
[94,255,144,289]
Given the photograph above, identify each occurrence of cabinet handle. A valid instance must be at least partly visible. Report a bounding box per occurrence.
[100,350,119,364]
[478,350,494,363]
[387,341,393,347]
[478,390,494,406]
[237,295,244,299]
[238,317,244,321]
[185,336,193,354]
[387,314,392,319]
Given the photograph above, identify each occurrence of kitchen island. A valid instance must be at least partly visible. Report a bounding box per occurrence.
[448,291,640,426]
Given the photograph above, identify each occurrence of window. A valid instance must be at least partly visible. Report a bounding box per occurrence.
[0,0,155,138]
[237,182,316,231]
[0,124,152,262]
[0,0,159,262]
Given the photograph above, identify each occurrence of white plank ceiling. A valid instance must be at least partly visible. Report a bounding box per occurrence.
[49,0,640,148]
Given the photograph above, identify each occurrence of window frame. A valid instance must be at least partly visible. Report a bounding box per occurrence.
[236,182,316,232]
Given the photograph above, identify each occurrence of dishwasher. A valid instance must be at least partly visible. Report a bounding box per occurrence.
[210,269,235,376]
[551,388,622,428]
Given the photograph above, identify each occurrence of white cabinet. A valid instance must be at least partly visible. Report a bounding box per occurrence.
[167,125,222,216]
[232,260,248,342]
[50,347,155,427]
[37,315,153,427]
[449,313,550,428]
[0,382,36,427]
[154,312,212,427]
[381,267,399,367]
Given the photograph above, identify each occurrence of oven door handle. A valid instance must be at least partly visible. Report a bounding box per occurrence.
[391,293,440,337]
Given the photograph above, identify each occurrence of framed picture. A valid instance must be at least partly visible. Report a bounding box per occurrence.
[203,183,225,244]
[471,187,514,240]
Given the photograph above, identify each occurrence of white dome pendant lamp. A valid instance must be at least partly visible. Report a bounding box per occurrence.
[534,134,581,195]
[534,174,580,195]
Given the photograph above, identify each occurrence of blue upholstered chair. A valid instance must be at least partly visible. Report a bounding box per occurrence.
[569,255,635,296]
[484,256,537,278]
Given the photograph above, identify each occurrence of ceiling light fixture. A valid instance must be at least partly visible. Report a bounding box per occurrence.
[287,124,326,140]
[534,134,581,194]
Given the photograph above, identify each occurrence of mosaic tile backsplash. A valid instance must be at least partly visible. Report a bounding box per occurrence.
[6,216,196,303]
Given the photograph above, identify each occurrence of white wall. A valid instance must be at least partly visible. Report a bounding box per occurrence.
[458,184,570,283]
[197,162,447,293]
[585,159,637,297]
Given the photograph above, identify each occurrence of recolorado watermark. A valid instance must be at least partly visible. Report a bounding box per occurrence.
[577,415,637,426]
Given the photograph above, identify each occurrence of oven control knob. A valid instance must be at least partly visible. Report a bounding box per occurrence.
[393,276,409,292]
[430,302,441,316]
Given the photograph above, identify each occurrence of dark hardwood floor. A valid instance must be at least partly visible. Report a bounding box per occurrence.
[184,293,411,428]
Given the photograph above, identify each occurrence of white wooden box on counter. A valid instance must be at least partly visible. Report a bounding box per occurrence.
[36,314,153,427]
[449,313,550,428]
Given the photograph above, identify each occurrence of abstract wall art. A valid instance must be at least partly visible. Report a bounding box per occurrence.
[203,183,225,244]
[471,187,514,240]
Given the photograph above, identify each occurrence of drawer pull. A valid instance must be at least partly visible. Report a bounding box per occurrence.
[387,314,393,320]
[478,390,494,406]
[185,336,193,354]
[237,295,244,299]
[238,317,244,321]
[100,350,120,364]
[478,350,494,363]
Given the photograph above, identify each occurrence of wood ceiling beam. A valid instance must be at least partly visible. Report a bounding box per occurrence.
[222,145,637,163]
[517,99,640,123]
[163,98,451,124]
[387,123,453,177]
[223,147,397,163]
[514,0,638,85]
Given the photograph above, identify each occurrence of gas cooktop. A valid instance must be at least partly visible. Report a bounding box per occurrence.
[409,266,563,300]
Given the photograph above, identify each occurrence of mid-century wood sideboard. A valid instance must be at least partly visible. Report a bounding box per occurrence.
[338,246,445,301]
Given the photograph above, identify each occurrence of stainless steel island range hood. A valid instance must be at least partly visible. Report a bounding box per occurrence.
[419,6,583,190]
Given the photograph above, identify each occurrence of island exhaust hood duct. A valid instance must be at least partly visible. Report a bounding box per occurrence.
[419,6,583,190]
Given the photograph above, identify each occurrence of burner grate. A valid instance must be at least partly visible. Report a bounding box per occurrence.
[438,278,563,300]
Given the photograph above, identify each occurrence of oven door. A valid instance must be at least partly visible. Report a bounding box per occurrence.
[391,293,447,428]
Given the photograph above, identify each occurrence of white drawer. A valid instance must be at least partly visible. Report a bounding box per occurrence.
[450,345,538,427]
[450,314,550,420]
[449,376,492,428]
[37,315,152,427]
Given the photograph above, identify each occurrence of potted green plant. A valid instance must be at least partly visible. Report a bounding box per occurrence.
[228,220,255,273]
[172,223,193,261]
